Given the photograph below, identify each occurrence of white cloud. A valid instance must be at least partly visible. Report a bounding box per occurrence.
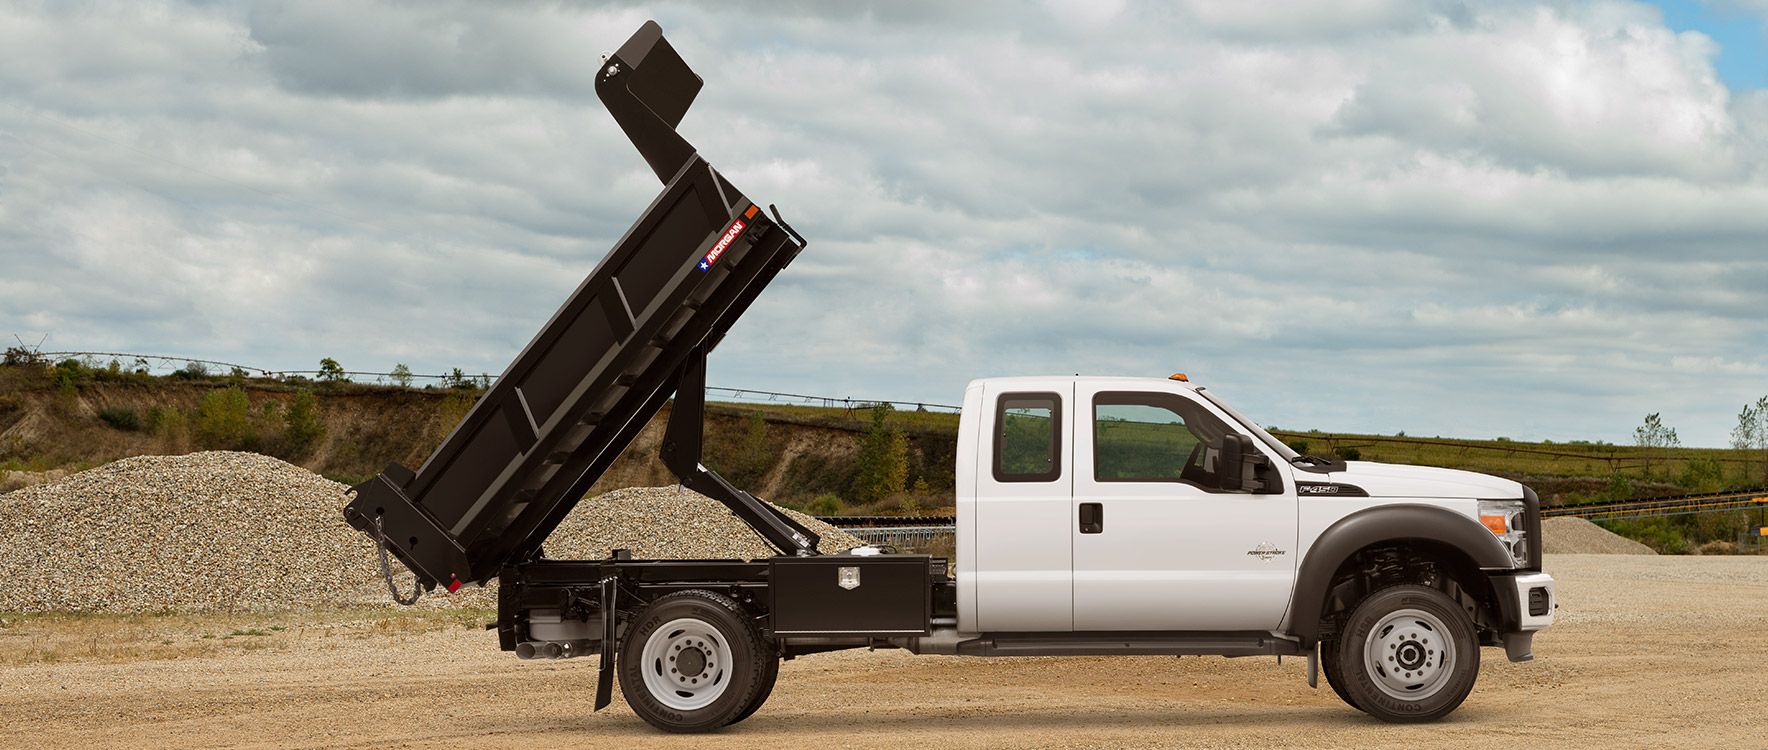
[1,0,1765,447]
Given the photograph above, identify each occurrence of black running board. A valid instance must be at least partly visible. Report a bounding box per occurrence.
[939,631,1308,658]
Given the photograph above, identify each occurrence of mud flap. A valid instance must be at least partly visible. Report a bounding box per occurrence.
[1307,643,1319,688]
[594,576,617,711]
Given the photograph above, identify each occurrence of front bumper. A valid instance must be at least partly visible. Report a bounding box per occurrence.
[1488,571,1555,662]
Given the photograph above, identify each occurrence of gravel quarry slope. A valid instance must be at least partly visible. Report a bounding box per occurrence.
[1541,516,1657,554]
[0,452,860,613]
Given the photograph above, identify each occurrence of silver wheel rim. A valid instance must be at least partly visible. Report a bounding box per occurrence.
[640,617,734,711]
[1363,607,1454,701]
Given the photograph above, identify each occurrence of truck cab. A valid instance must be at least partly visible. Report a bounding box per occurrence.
[944,375,1555,720]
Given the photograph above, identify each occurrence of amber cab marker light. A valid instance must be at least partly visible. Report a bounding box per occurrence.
[744,204,759,218]
[1480,514,1509,535]
[1169,373,1189,382]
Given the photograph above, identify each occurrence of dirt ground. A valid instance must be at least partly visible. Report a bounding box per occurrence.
[3,554,1764,749]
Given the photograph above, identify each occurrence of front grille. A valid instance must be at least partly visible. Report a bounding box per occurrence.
[1528,586,1550,616]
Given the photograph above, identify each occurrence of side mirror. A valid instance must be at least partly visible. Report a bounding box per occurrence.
[1218,434,1271,493]
[1218,434,1245,491]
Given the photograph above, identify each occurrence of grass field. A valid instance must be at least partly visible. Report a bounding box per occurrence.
[717,399,1766,488]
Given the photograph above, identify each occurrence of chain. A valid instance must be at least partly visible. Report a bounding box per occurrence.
[373,515,423,606]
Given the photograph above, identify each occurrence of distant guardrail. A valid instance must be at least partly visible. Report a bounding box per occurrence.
[816,515,957,528]
[1544,489,1768,521]
[15,349,960,413]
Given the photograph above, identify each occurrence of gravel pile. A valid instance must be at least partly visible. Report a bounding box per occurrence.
[0,452,863,613]
[1542,516,1657,555]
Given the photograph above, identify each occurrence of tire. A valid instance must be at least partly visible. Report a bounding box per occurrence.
[618,590,769,733]
[1331,584,1479,723]
[1318,636,1362,712]
[724,646,778,726]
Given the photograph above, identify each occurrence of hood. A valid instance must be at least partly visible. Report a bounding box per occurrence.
[1328,461,1523,499]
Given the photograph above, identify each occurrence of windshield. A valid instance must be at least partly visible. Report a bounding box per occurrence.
[1195,387,1299,462]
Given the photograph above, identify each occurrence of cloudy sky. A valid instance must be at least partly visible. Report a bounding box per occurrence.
[3,0,1766,447]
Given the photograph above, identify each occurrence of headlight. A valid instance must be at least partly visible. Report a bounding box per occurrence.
[1478,500,1529,567]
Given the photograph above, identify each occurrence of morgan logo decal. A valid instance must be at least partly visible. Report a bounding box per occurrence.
[697,219,746,272]
[1247,542,1286,562]
[837,566,861,590]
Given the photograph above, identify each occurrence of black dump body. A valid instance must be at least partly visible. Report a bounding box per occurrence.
[341,21,822,592]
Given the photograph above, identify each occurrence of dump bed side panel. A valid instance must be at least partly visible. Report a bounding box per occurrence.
[343,156,802,588]
[339,21,811,589]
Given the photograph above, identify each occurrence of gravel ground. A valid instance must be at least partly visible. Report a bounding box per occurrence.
[3,554,1763,748]
[0,452,861,613]
[1541,517,1656,554]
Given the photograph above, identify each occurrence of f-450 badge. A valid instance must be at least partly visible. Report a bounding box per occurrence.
[1246,542,1286,562]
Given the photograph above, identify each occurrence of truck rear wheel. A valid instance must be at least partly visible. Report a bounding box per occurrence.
[618,590,769,733]
[1333,584,1479,723]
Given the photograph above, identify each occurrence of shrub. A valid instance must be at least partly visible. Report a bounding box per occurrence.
[1333,446,1361,461]
[1677,457,1725,493]
[390,363,413,388]
[1699,540,1738,555]
[286,390,325,450]
[318,358,346,384]
[854,404,908,504]
[1286,440,1310,455]
[146,407,189,443]
[98,406,141,431]
[806,494,843,516]
[732,411,771,484]
[258,400,285,435]
[197,387,254,449]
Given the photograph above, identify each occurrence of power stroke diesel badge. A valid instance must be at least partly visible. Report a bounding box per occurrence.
[1247,542,1286,562]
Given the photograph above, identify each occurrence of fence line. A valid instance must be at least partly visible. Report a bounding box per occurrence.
[16,349,960,413]
[1270,429,1756,470]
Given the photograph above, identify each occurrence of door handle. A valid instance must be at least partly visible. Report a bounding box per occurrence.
[1078,502,1103,534]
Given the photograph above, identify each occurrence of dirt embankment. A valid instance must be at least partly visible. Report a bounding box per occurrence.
[0,370,953,507]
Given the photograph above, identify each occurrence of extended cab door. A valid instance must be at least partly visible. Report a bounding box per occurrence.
[1071,383,1297,631]
[970,380,1074,632]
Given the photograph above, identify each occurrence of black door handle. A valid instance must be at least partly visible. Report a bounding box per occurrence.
[1079,502,1103,534]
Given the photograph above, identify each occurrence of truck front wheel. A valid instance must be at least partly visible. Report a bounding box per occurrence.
[618,590,770,733]
[1332,584,1479,723]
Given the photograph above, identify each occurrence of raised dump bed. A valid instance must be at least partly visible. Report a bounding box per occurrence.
[342,22,817,592]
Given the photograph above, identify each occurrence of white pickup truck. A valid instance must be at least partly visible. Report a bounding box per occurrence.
[933,375,1556,723]
[345,20,1556,734]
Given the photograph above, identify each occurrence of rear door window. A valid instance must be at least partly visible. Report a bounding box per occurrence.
[994,392,1062,482]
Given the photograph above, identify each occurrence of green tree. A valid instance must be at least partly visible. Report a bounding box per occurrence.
[1730,396,1768,483]
[286,390,325,450]
[196,386,254,449]
[390,363,414,388]
[1599,473,1633,503]
[1634,413,1680,477]
[853,404,908,505]
[317,358,346,384]
[1677,457,1724,493]
[258,400,285,436]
